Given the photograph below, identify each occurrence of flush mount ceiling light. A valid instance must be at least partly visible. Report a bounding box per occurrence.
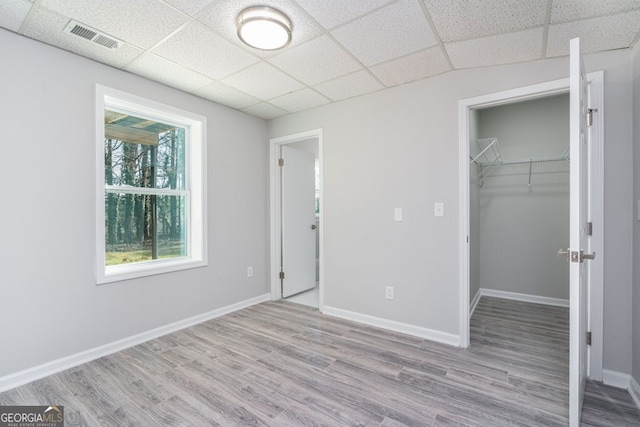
[236,6,292,50]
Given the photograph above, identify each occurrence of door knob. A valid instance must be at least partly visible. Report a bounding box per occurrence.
[311,224,317,230]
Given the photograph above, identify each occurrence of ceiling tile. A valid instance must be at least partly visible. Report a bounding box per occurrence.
[293,0,394,29]
[269,35,362,85]
[424,0,547,42]
[269,88,330,112]
[153,22,259,79]
[194,81,259,110]
[125,53,213,93]
[331,0,438,66]
[21,6,143,69]
[547,11,640,57]
[0,0,32,32]
[163,0,214,17]
[446,28,543,69]
[241,102,288,120]
[222,62,304,100]
[551,0,640,23]
[370,46,450,87]
[40,0,188,49]
[314,70,383,101]
[196,0,324,57]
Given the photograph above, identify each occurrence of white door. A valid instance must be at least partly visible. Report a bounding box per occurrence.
[281,145,317,298]
[568,37,594,427]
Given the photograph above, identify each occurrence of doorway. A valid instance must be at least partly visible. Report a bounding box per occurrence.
[269,129,324,310]
[458,74,604,380]
[470,94,571,310]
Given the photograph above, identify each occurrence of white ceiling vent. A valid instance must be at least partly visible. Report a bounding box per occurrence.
[63,20,121,50]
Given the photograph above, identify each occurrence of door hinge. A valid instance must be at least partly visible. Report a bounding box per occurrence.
[587,108,598,127]
[278,158,284,167]
[586,331,592,346]
[587,222,593,236]
[279,271,285,280]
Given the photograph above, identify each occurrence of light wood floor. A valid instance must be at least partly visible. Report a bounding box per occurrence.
[1,297,638,426]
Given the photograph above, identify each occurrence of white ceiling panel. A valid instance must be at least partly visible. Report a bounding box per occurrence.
[331,0,438,66]
[269,35,362,86]
[314,70,384,101]
[292,0,394,29]
[424,0,547,42]
[153,22,259,79]
[222,62,305,100]
[547,10,640,57]
[196,0,324,56]
[241,102,288,120]
[125,53,213,92]
[163,0,214,17]
[551,0,640,23]
[40,0,188,49]
[370,46,450,87]
[446,28,543,69]
[0,0,32,32]
[22,6,143,69]
[269,88,330,112]
[194,81,260,110]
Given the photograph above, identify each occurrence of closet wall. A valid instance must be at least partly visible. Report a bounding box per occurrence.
[472,94,570,301]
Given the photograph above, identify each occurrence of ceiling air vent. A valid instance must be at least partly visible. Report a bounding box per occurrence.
[63,20,121,50]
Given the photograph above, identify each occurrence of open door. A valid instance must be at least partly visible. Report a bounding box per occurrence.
[566,37,595,427]
[280,144,317,298]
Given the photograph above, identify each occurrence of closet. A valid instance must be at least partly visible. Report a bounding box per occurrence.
[469,94,570,305]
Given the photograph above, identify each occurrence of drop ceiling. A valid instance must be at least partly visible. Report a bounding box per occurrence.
[2,0,640,120]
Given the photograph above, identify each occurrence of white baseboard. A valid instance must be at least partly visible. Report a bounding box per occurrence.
[630,376,640,411]
[602,369,631,389]
[469,289,482,316]
[479,288,569,308]
[323,306,460,347]
[0,293,270,393]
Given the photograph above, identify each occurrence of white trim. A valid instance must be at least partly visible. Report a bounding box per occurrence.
[95,84,208,284]
[479,288,570,307]
[602,369,631,389]
[269,129,324,311]
[629,376,640,411]
[323,306,460,347]
[458,73,604,375]
[0,294,269,393]
[469,289,482,316]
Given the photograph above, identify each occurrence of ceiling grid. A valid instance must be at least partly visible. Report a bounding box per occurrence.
[1,0,639,119]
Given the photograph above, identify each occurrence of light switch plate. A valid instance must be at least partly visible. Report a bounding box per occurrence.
[434,202,444,217]
[394,208,403,222]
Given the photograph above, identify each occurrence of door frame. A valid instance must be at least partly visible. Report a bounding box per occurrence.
[269,128,324,310]
[458,73,604,380]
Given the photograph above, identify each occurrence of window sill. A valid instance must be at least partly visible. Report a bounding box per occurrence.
[97,257,207,284]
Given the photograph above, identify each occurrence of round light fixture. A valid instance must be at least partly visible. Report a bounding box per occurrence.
[236,6,292,50]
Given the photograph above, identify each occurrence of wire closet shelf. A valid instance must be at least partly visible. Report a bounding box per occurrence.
[470,138,570,187]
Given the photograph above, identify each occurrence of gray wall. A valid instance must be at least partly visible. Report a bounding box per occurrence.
[269,49,634,375]
[0,29,269,378]
[633,41,640,387]
[476,95,570,300]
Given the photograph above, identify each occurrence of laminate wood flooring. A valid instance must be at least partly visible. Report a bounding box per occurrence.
[1,297,638,426]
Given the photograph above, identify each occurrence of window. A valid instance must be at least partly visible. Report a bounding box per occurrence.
[95,85,207,284]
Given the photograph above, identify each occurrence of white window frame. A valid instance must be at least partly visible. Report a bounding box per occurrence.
[95,84,207,284]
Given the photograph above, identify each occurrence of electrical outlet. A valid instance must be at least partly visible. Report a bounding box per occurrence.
[247,266,253,277]
[385,286,394,300]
